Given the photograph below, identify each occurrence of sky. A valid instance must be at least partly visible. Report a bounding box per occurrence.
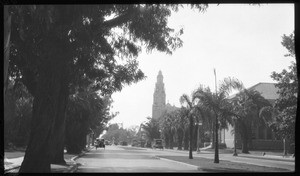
[108,4,295,129]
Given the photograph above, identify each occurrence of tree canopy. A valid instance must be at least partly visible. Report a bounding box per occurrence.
[6,4,209,172]
[142,117,160,142]
[265,32,296,142]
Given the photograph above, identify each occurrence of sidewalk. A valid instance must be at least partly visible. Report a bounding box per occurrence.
[157,155,292,172]
[4,146,93,173]
[152,147,295,171]
[160,147,294,161]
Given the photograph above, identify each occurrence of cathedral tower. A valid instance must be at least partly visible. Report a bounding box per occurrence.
[152,70,166,120]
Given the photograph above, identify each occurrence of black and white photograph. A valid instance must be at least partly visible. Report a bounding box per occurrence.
[3,3,296,173]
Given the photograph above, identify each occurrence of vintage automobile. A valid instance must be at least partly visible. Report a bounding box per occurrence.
[152,139,163,150]
[95,138,105,150]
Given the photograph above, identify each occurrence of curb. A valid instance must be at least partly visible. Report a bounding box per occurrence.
[156,156,200,171]
[4,165,21,174]
[4,147,94,173]
[238,155,295,163]
[68,146,94,173]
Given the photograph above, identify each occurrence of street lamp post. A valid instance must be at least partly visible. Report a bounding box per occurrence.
[196,121,202,153]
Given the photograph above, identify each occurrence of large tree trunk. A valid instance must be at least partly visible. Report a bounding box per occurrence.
[3,5,11,167]
[65,117,86,154]
[50,79,69,164]
[4,5,11,95]
[19,34,70,173]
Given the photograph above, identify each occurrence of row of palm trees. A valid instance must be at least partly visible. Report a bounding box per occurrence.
[143,77,273,163]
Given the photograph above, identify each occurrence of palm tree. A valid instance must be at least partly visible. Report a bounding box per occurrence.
[159,111,176,149]
[173,108,188,150]
[177,107,190,151]
[193,77,244,163]
[231,89,271,153]
[192,86,215,151]
[180,93,199,159]
[142,117,160,144]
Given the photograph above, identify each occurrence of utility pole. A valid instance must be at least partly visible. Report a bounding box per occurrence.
[214,68,219,163]
[196,121,202,153]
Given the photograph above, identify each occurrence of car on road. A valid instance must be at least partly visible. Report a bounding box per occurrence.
[95,138,105,150]
[152,139,163,150]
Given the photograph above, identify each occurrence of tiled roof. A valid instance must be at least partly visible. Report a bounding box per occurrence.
[228,82,279,100]
[247,82,279,100]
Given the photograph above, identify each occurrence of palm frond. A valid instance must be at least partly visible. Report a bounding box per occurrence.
[192,84,208,102]
[180,94,192,109]
[259,106,276,126]
[219,77,244,96]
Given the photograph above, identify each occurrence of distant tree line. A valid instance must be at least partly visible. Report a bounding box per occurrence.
[101,124,139,145]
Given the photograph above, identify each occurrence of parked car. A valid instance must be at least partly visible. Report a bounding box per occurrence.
[152,139,163,150]
[95,138,105,150]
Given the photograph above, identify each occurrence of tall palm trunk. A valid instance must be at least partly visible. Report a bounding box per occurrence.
[194,123,199,150]
[239,121,250,153]
[189,115,193,159]
[211,122,215,148]
[214,113,219,163]
[19,34,70,172]
[184,127,189,150]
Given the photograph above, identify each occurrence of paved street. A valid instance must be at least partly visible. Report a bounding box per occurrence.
[4,145,295,173]
[76,145,199,172]
[75,145,295,173]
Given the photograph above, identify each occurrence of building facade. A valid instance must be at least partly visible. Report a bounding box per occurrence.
[222,82,284,150]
